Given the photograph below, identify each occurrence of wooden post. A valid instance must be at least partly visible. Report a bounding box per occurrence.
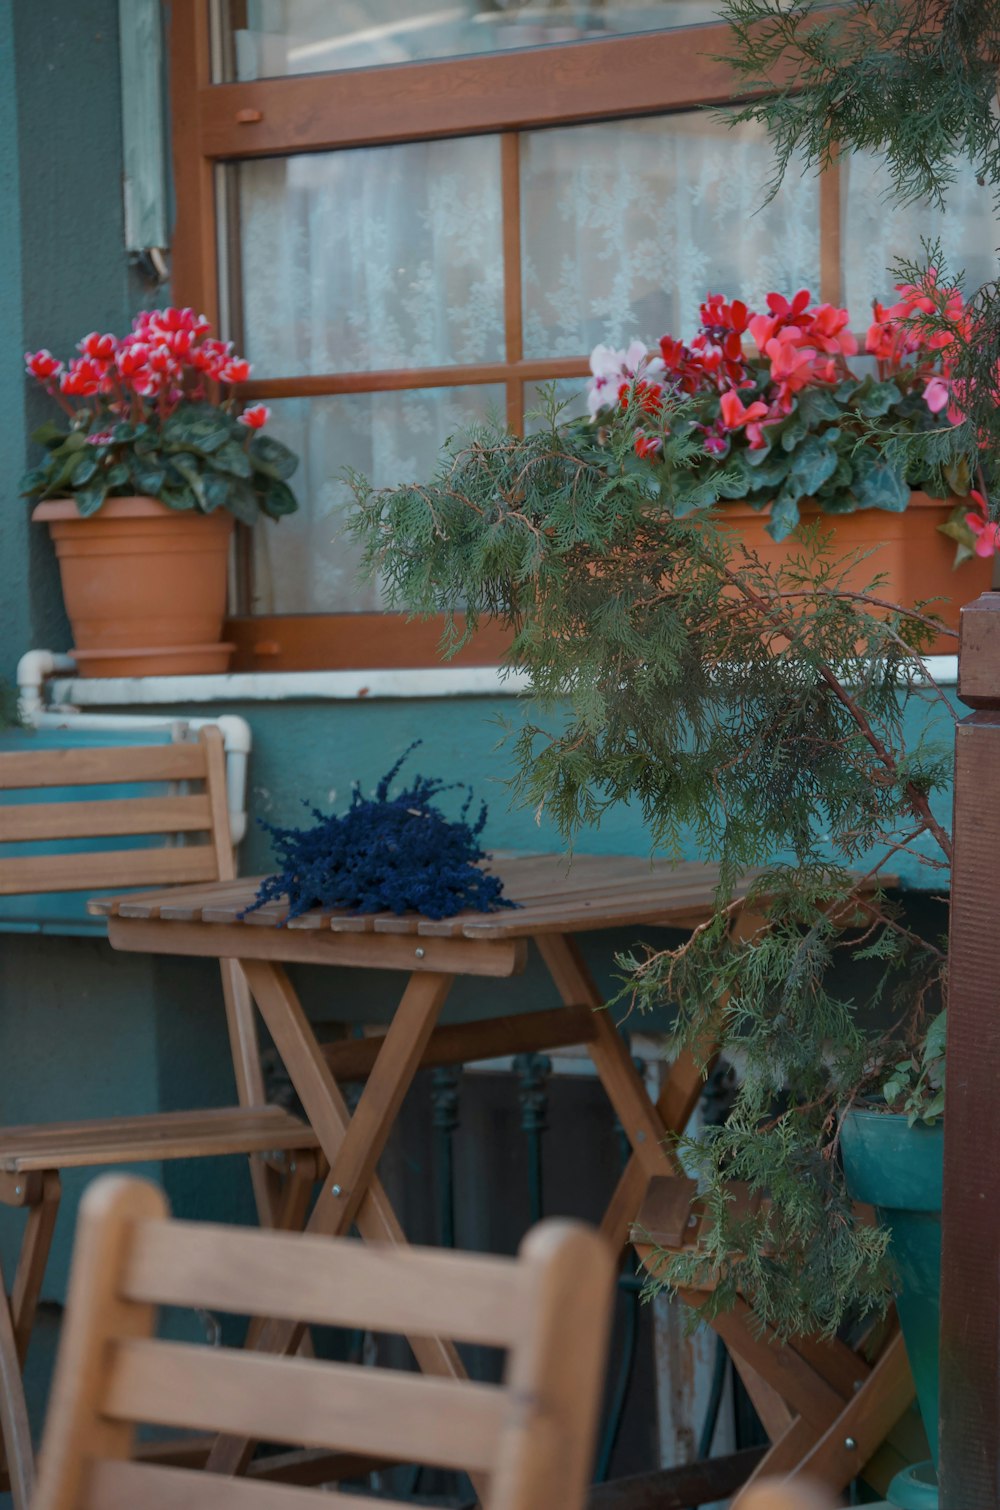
[940,592,1000,1509]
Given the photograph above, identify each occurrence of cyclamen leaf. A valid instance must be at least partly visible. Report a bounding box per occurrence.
[30,420,69,449]
[211,440,253,479]
[248,433,298,481]
[70,454,99,487]
[262,478,299,519]
[798,388,843,425]
[225,480,262,525]
[766,488,803,540]
[74,481,108,517]
[856,460,909,511]
[854,378,904,419]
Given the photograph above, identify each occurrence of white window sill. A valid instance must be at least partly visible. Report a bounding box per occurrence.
[45,655,959,706]
[48,666,533,705]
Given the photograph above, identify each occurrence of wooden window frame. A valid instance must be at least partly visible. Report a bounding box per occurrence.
[168,0,831,672]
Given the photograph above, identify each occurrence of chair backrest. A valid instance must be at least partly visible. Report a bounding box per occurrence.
[0,728,234,897]
[33,1175,616,1510]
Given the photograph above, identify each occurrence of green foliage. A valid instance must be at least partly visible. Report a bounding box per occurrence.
[883,1008,947,1124]
[350,398,953,1335]
[20,403,299,524]
[637,368,960,539]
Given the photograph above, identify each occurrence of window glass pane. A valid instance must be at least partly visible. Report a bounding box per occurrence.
[223,0,717,81]
[251,387,505,613]
[842,151,1000,319]
[520,116,821,358]
[235,139,504,378]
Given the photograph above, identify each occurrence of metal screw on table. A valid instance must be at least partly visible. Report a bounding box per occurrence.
[332,1184,343,1197]
[844,1436,857,1452]
[415,947,426,958]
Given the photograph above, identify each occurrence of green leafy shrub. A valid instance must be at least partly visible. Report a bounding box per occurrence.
[350,397,953,1336]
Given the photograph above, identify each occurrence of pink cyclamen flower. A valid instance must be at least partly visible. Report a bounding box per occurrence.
[719,389,769,431]
[966,511,1000,557]
[964,491,1000,556]
[923,377,952,414]
[25,349,63,381]
[238,403,270,429]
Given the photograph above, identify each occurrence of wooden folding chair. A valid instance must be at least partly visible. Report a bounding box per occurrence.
[0,730,319,1508]
[31,1173,615,1510]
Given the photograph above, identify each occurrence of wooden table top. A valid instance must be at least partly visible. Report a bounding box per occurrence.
[91,852,760,940]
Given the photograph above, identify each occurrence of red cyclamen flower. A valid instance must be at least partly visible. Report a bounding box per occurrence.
[25,349,63,381]
[220,358,252,384]
[60,357,104,396]
[78,332,118,361]
[238,403,270,429]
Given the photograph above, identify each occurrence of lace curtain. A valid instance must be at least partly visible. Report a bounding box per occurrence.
[239,115,824,613]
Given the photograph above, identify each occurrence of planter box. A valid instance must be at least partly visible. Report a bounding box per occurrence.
[719,494,992,657]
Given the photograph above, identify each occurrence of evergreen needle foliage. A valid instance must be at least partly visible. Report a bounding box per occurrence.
[246,743,514,922]
[350,401,953,1335]
[716,0,1000,486]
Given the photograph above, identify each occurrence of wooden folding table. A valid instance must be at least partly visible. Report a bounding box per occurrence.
[93,852,911,1499]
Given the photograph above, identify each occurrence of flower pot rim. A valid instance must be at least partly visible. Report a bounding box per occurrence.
[32,495,218,523]
[843,1103,945,1128]
[714,490,955,521]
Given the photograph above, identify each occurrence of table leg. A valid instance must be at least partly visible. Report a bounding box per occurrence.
[206,959,475,1484]
[219,958,282,1227]
[536,932,816,1452]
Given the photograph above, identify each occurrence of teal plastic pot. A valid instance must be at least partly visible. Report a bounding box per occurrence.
[840,1108,944,1468]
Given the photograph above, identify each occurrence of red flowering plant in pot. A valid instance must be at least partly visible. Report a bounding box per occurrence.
[21,308,298,676]
[587,277,991,647]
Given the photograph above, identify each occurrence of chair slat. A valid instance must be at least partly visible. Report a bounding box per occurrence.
[104,1340,507,1472]
[0,845,218,897]
[81,1459,409,1510]
[0,1107,317,1172]
[0,743,208,790]
[122,1219,526,1345]
[0,795,213,844]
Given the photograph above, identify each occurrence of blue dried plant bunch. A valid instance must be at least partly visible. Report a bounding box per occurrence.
[247,743,515,922]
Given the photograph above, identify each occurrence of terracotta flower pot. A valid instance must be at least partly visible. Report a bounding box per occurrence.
[32,496,235,678]
[715,493,993,656]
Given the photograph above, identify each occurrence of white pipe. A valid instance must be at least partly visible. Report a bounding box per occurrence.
[15,650,251,845]
[16,649,76,720]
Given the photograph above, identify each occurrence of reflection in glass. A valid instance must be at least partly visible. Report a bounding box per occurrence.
[842,152,1000,320]
[251,387,505,613]
[222,0,717,81]
[520,115,821,358]
[235,139,504,378]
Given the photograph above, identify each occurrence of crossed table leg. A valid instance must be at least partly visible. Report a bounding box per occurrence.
[202,933,912,1505]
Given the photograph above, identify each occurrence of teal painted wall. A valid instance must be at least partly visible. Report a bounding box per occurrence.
[0,0,159,684]
[150,689,958,891]
[0,5,171,1464]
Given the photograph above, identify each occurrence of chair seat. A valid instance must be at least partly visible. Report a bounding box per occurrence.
[0,1105,319,1173]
